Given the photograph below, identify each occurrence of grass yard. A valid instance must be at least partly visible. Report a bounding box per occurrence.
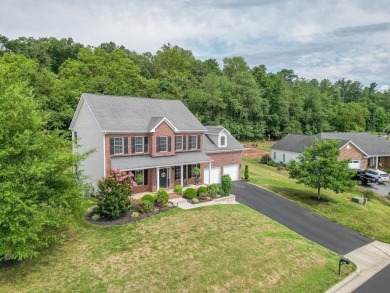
[244,158,390,243]
[0,204,354,292]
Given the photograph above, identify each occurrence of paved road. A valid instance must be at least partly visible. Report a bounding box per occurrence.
[364,182,389,197]
[232,181,373,255]
[353,264,390,292]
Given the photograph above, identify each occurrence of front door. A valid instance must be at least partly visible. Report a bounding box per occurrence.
[159,168,170,189]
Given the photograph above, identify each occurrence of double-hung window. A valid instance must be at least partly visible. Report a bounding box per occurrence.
[135,137,144,153]
[134,170,144,186]
[220,135,226,147]
[189,135,197,150]
[175,136,183,150]
[160,136,167,152]
[114,137,124,154]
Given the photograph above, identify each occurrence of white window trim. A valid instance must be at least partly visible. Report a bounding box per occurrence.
[190,135,197,150]
[135,136,144,153]
[175,136,183,151]
[135,170,144,186]
[219,134,227,147]
[160,136,168,152]
[175,166,181,180]
[114,137,124,154]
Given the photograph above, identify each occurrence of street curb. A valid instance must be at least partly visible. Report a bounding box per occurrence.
[325,268,360,293]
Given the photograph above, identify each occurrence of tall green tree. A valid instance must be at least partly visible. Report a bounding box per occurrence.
[0,81,86,260]
[287,140,355,199]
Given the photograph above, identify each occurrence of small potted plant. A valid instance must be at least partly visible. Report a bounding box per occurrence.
[193,167,201,185]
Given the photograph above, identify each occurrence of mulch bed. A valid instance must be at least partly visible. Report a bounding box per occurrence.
[84,205,176,226]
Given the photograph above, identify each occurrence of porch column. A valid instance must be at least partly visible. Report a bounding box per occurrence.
[180,165,183,186]
[376,156,379,169]
[209,162,211,185]
[156,167,160,190]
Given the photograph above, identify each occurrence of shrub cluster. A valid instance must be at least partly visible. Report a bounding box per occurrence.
[362,189,376,201]
[260,154,271,164]
[198,186,208,198]
[139,199,154,213]
[185,188,197,199]
[207,184,220,198]
[142,194,155,203]
[221,174,232,196]
[156,188,169,207]
[174,185,183,195]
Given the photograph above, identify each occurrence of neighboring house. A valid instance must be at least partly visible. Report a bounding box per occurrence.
[271,133,390,169]
[69,93,243,193]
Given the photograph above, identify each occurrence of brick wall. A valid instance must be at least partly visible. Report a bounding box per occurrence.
[206,151,243,180]
[151,122,176,157]
[338,142,367,169]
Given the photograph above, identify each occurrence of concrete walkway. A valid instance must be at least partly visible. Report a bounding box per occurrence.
[326,241,390,292]
[170,195,239,210]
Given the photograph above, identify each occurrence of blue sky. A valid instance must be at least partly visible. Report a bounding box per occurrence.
[1,0,390,90]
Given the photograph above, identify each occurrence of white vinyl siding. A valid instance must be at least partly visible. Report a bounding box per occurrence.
[272,149,300,164]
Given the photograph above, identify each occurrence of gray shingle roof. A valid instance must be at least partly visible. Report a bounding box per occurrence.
[111,151,212,170]
[271,134,316,153]
[71,93,207,132]
[271,132,390,156]
[204,126,244,153]
[317,132,390,156]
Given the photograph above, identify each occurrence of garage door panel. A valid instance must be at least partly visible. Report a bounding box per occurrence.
[348,160,361,169]
[223,164,239,181]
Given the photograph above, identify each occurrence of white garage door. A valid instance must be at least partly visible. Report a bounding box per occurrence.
[223,164,239,181]
[204,166,221,184]
[348,160,361,169]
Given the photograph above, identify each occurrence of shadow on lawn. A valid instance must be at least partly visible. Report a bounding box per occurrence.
[268,185,339,207]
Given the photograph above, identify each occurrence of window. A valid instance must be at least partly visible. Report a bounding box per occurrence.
[220,135,226,147]
[175,136,183,150]
[135,137,144,153]
[371,157,377,166]
[190,164,200,178]
[175,166,181,180]
[190,135,197,150]
[273,152,276,160]
[114,137,124,154]
[134,170,145,186]
[283,154,285,163]
[159,136,167,152]
[73,131,77,145]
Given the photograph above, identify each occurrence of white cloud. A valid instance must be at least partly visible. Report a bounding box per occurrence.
[1,0,390,86]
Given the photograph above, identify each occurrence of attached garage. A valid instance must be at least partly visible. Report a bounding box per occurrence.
[223,164,239,181]
[204,166,221,184]
[348,160,361,169]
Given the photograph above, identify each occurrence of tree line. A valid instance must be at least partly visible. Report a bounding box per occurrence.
[1,35,389,140]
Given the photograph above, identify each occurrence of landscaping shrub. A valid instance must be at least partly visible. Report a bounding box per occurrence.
[92,214,100,221]
[131,212,139,218]
[198,186,208,198]
[207,183,220,198]
[267,160,278,167]
[260,154,271,164]
[174,185,183,195]
[156,188,169,207]
[142,194,155,203]
[139,199,154,213]
[362,189,376,201]
[185,188,197,199]
[96,169,136,219]
[221,174,232,196]
[205,196,211,201]
[192,198,199,203]
[244,164,249,181]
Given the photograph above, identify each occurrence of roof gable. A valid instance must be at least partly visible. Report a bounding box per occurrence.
[148,117,178,132]
[72,93,207,133]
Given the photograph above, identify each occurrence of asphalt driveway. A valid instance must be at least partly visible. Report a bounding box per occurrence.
[364,182,389,197]
[232,180,373,255]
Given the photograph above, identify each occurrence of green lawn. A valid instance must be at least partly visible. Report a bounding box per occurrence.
[244,158,390,243]
[0,204,354,292]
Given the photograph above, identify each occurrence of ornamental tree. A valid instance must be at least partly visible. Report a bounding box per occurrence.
[287,139,355,199]
[96,169,137,219]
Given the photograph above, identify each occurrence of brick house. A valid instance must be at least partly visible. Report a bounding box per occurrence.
[69,94,243,193]
[271,133,390,169]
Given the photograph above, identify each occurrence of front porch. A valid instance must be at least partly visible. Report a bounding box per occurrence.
[132,183,207,200]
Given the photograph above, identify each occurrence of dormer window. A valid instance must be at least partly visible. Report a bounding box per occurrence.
[220,135,226,147]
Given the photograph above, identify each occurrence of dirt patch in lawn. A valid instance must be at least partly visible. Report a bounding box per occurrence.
[242,147,269,160]
[85,205,176,226]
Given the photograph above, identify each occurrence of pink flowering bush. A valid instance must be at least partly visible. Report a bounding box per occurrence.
[96,169,137,219]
